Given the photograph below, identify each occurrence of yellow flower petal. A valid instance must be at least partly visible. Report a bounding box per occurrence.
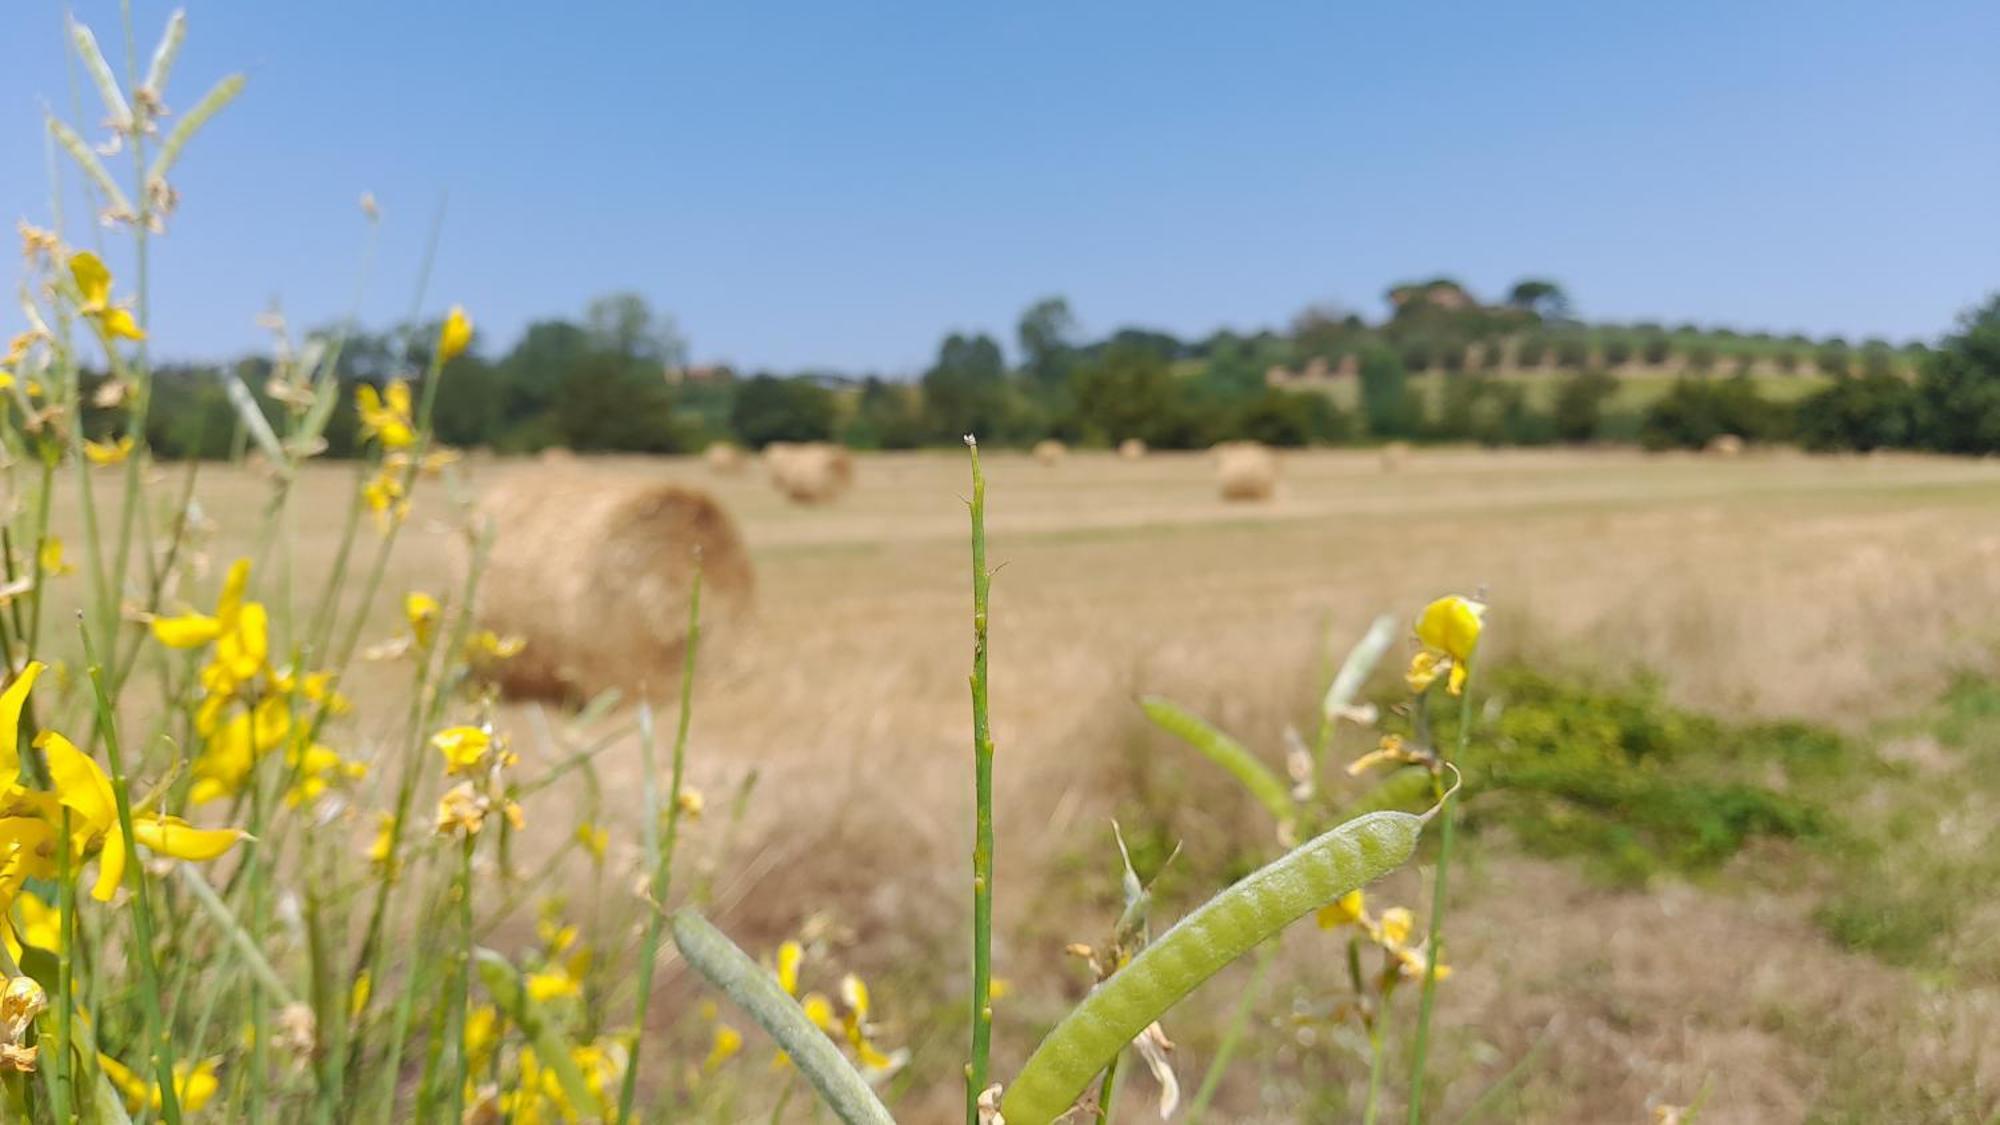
[131,816,245,862]
[0,662,45,784]
[92,829,125,902]
[69,252,111,310]
[38,731,115,835]
[1415,595,1484,666]
[1315,889,1365,930]
[97,308,146,341]
[84,436,134,466]
[151,613,223,648]
[775,940,803,996]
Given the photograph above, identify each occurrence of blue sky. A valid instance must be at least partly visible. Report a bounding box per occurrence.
[4,2,1995,374]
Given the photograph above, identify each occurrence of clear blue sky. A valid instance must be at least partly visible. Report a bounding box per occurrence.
[5,2,1995,374]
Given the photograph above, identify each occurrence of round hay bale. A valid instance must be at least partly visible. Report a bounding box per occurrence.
[704,441,747,474]
[1116,438,1148,461]
[1214,441,1279,501]
[473,473,754,703]
[537,446,577,466]
[1706,434,1745,457]
[1032,439,1068,466]
[1379,440,1411,472]
[764,442,853,504]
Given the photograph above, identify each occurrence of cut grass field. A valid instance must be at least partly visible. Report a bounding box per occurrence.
[41,447,2000,1121]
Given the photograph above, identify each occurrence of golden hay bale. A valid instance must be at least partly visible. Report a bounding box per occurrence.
[1706,434,1745,457]
[1379,440,1411,472]
[764,442,853,504]
[1214,441,1279,501]
[704,441,747,474]
[1116,438,1148,460]
[473,473,754,703]
[537,446,577,466]
[1032,439,1068,466]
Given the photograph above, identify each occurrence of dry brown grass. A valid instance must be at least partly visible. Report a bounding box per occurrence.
[55,447,2000,1120]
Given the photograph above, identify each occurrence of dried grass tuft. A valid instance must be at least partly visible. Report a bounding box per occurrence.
[473,471,754,702]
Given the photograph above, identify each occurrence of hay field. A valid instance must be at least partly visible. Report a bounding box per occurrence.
[54,447,2000,1121]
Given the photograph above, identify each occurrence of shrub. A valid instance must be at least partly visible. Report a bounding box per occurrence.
[1684,340,1719,373]
[1640,333,1673,365]
[1601,335,1635,366]
[1414,669,1829,884]
[1552,369,1619,443]
[1554,337,1590,369]
[1817,339,1852,377]
[1639,375,1784,449]
[1796,373,1919,452]
[1515,335,1550,366]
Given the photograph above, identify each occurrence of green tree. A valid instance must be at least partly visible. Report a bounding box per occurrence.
[1069,341,1188,445]
[1359,346,1417,438]
[584,292,685,365]
[921,333,1009,440]
[1506,278,1572,320]
[1017,297,1077,388]
[554,352,686,452]
[1914,296,2000,453]
[729,374,836,447]
[1233,389,1347,447]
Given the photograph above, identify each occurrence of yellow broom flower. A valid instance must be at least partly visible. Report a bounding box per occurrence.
[1411,594,1484,695]
[83,436,134,466]
[355,380,415,449]
[438,306,473,362]
[68,252,146,341]
[40,731,244,901]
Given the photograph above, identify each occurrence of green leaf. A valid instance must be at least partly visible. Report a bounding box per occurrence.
[1139,695,1296,827]
[671,909,894,1125]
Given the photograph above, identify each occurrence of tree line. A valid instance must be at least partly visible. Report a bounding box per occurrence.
[107,282,2000,460]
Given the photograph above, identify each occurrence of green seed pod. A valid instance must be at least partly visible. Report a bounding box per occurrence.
[1001,809,1428,1125]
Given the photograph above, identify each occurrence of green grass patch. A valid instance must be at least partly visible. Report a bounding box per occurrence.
[1414,669,1844,884]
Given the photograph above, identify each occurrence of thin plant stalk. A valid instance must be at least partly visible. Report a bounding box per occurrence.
[50,806,74,1125]
[963,436,996,1124]
[1094,1049,1121,1125]
[1185,947,1274,1123]
[1364,1025,1387,1125]
[79,621,182,1125]
[1406,656,1475,1124]
[616,568,704,1122]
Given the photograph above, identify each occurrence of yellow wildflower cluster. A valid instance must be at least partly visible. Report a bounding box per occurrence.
[98,1053,220,1115]
[1316,888,1451,1024]
[773,938,906,1079]
[151,559,362,808]
[0,665,243,907]
[431,724,522,837]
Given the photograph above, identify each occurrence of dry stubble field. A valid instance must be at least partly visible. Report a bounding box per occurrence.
[42,446,2000,1122]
